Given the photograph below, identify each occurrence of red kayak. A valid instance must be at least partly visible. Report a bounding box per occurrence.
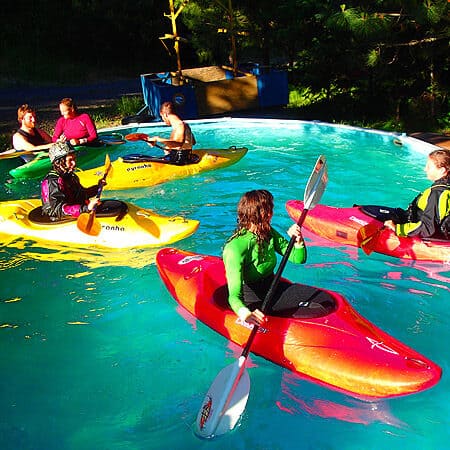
[156,247,441,399]
[286,200,450,263]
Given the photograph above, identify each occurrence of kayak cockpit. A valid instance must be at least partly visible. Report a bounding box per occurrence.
[212,282,337,320]
[28,200,129,225]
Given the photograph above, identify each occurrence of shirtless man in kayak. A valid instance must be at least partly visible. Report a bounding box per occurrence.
[144,101,197,165]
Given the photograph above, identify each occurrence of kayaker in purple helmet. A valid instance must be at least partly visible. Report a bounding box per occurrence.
[41,142,103,220]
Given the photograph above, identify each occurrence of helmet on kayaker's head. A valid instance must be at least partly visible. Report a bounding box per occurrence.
[49,142,75,163]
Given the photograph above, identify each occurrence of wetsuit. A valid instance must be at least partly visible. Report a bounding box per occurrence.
[14,128,50,162]
[396,177,450,239]
[223,228,307,319]
[41,170,98,220]
[16,128,48,146]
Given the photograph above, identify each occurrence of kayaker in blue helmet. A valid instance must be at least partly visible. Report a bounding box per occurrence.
[384,148,450,239]
[223,189,335,327]
[41,142,103,220]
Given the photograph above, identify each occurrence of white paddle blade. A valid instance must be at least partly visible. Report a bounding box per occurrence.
[195,356,250,439]
[304,155,328,209]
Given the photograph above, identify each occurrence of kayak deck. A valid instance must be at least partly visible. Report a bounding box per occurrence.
[76,147,248,190]
[286,200,450,263]
[8,133,126,179]
[0,199,199,249]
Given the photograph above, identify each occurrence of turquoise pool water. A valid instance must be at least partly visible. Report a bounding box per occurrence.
[0,119,448,449]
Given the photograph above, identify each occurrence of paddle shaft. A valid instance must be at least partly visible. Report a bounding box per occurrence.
[195,155,327,439]
[241,208,309,357]
[125,133,166,150]
[84,156,112,231]
[0,148,49,160]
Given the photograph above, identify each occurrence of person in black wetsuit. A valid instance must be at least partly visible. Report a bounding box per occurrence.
[41,142,102,220]
[143,101,196,165]
[11,104,52,162]
[384,149,450,239]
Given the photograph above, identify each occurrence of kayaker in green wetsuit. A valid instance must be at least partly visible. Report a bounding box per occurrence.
[384,148,450,240]
[223,190,306,327]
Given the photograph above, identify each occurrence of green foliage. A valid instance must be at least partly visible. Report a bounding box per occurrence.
[288,86,327,108]
[0,0,448,136]
[0,134,10,153]
[114,96,145,117]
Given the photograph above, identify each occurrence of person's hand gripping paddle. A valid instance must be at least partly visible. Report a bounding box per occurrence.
[195,155,328,439]
[76,154,112,236]
[125,133,165,150]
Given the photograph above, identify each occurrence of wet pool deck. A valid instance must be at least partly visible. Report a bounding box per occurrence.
[409,132,450,151]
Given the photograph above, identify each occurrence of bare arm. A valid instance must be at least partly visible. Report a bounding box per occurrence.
[13,132,52,151]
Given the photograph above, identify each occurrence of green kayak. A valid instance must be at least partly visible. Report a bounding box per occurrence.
[8,133,125,179]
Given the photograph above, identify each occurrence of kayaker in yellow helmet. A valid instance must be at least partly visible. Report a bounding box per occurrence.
[41,142,103,221]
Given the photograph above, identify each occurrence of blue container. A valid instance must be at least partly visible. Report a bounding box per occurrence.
[140,65,288,119]
[140,73,198,120]
[257,69,289,108]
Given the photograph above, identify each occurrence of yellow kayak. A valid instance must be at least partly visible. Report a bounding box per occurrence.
[76,147,248,190]
[0,199,199,249]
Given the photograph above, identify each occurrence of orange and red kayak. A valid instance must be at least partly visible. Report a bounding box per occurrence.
[156,247,441,399]
[286,200,450,263]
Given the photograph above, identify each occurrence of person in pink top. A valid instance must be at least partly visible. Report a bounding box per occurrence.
[52,97,98,146]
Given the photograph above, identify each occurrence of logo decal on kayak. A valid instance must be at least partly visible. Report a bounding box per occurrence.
[366,337,399,355]
[236,317,268,333]
[349,216,369,227]
[179,255,204,265]
[199,395,212,430]
[126,163,152,172]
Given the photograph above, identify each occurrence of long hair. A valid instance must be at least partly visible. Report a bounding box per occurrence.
[429,149,450,176]
[230,190,274,245]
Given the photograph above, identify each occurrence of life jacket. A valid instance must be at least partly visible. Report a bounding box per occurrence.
[16,128,48,146]
[407,178,450,239]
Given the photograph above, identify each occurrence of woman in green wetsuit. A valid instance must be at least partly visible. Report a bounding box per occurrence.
[223,190,306,327]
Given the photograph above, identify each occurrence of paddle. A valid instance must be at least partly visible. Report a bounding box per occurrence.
[76,154,112,236]
[195,154,328,439]
[124,133,165,150]
[0,148,50,160]
[358,222,385,255]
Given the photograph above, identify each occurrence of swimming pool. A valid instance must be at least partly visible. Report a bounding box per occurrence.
[0,118,448,449]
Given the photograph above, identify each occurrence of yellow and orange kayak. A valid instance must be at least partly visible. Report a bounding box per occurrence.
[0,199,199,249]
[76,147,247,190]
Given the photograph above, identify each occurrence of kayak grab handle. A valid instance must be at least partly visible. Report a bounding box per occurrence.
[405,357,431,369]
